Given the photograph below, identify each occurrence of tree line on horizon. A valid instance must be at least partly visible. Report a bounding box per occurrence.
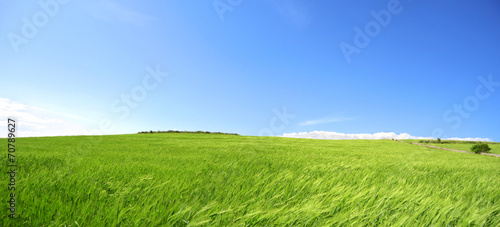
[138,130,239,135]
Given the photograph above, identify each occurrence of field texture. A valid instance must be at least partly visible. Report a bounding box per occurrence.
[424,143,500,155]
[403,140,500,155]
[2,134,499,226]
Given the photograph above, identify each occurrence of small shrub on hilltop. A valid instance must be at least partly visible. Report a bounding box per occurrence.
[137,130,239,135]
[470,144,491,154]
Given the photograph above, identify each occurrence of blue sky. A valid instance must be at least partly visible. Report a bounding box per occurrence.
[1,0,499,141]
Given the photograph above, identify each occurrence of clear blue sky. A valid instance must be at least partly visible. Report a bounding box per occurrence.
[1,0,499,141]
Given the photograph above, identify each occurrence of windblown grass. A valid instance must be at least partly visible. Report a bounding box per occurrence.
[425,143,500,155]
[1,134,499,226]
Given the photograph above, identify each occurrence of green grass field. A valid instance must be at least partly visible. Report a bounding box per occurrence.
[423,143,500,155]
[403,140,500,155]
[2,134,499,226]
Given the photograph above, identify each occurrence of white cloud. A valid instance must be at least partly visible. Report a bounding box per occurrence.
[281,131,492,141]
[299,117,354,126]
[0,98,92,137]
[444,137,492,142]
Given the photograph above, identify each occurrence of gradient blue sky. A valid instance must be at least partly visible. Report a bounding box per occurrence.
[1,0,499,141]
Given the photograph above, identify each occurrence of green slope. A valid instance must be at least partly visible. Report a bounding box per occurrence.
[426,143,500,155]
[2,134,499,226]
[404,139,500,155]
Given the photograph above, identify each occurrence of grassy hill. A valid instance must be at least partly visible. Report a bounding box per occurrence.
[433,143,500,154]
[2,134,499,226]
[404,139,500,155]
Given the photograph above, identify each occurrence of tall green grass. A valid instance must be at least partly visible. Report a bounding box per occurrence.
[1,134,499,226]
[424,143,500,155]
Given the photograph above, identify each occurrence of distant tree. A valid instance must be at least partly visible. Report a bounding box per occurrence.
[437,138,441,143]
[471,144,491,154]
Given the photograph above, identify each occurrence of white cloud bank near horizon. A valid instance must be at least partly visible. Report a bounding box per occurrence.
[1,98,494,141]
[281,131,492,142]
[0,98,91,138]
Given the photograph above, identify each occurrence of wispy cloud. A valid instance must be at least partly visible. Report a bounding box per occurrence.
[0,98,91,137]
[299,117,355,126]
[281,131,492,141]
[78,0,155,26]
[444,137,492,142]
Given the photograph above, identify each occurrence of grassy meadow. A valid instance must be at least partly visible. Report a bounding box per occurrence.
[2,134,499,226]
[404,140,500,155]
[425,143,500,155]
